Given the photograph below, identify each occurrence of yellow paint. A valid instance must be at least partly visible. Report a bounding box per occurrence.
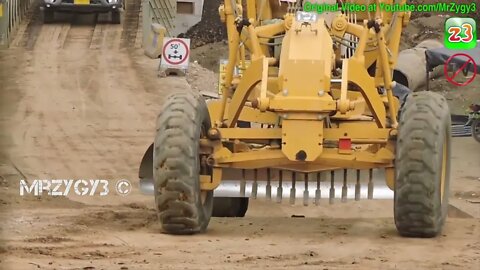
[0,4,3,18]
[74,0,90,5]
[199,0,417,192]
[218,59,250,94]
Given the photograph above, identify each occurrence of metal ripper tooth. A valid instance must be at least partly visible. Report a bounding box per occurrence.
[252,169,258,199]
[277,170,283,203]
[266,168,272,200]
[290,171,296,205]
[329,170,335,204]
[240,169,246,197]
[368,168,374,199]
[341,169,348,203]
[315,172,321,206]
[303,173,309,206]
[355,169,361,201]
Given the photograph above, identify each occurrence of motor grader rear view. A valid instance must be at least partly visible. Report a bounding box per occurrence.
[139,0,452,237]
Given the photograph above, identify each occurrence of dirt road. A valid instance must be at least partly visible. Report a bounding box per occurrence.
[0,5,479,270]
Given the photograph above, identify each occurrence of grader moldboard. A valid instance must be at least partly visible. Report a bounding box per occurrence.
[139,0,451,237]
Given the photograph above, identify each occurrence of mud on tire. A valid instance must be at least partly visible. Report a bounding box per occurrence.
[394,91,451,238]
[153,92,213,234]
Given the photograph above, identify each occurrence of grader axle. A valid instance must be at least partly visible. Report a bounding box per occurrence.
[139,0,451,237]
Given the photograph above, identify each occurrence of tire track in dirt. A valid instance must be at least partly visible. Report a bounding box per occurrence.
[12,1,42,50]
[120,0,141,49]
[62,15,97,50]
[10,4,139,51]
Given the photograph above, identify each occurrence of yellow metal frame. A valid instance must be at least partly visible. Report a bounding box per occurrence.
[200,0,411,191]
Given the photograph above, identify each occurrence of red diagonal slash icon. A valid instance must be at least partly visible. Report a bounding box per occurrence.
[444,53,477,87]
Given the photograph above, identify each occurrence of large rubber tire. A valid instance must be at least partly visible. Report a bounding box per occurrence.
[472,119,480,143]
[394,91,451,238]
[111,10,121,24]
[212,197,249,217]
[153,92,214,234]
[43,10,54,23]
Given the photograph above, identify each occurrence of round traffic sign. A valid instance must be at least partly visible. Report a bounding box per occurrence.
[162,38,189,66]
[443,53,477,87]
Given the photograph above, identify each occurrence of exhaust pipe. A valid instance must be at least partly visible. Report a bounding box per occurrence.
[394,39,444,91]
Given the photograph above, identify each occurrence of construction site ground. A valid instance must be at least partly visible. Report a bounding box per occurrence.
[0,2,479,270]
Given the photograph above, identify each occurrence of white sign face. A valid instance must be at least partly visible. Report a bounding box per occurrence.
[160,37,190,70]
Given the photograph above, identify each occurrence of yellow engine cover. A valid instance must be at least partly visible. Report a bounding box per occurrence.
[277,18,334,161]
[278,18,334,96]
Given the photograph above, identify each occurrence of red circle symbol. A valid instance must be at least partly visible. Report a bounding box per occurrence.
[162,38,190,65]
[443,53,477,87]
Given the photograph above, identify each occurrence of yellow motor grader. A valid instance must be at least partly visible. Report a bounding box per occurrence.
[139,0,451,237]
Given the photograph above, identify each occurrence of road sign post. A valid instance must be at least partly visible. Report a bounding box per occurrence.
[444,53,477,87]
[159,37,190,77]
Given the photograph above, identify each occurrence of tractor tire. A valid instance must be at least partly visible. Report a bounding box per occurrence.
[394,91,451,238]
[472,119,480,143]
[153,92,214,234]
[111,10,121,24]
[212,197,249,217]
[43,10,54,23]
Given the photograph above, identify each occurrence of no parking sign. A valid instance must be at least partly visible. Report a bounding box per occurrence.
[160,38,190,70]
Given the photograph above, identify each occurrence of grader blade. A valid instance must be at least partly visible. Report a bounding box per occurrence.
[138,164,391,203]
[208,169,392,204]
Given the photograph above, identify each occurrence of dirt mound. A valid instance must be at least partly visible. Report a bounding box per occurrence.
[73,208,158,231]
[186,61,220,94]
[180,0,226,48]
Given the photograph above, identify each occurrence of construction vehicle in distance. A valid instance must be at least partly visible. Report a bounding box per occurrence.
[138,0,451,237]
[41,0,123,24]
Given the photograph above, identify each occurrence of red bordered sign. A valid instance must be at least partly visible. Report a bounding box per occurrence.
[161,38,190,69]
[444,53,477,87]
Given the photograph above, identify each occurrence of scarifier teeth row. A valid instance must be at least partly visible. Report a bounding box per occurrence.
[243,169,375,205]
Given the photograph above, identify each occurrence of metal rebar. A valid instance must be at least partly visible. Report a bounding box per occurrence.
[368,168,374,199]
[355,169,361,201]
[290,171,296,205]
[303,173,309,206]
[266,168,272,200]
[315,172,321,205]
[277,170,283,203]
[341,169,348,203]
[252,169,258,199]
[240,169,246,197]
[329,170,335,204]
